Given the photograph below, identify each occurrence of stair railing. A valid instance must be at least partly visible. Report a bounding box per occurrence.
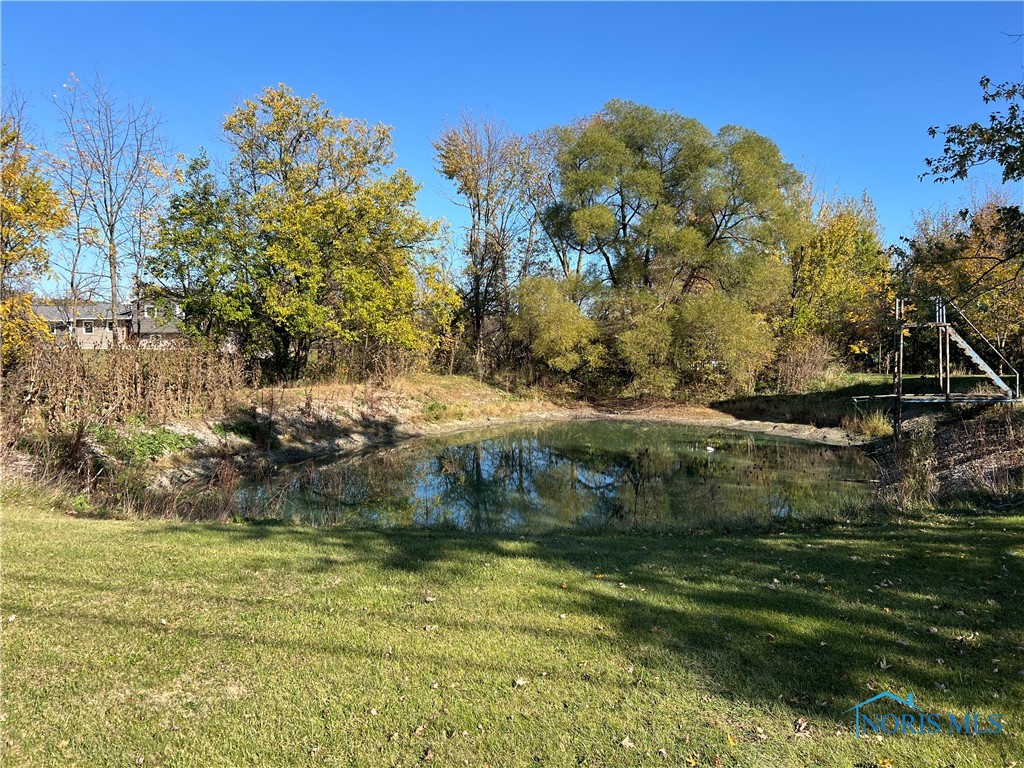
[945,297,1021,399]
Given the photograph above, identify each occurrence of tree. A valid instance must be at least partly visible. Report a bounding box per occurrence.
[548,100,806,297]
[150,152,247,344]
[434,114,542,372]
[544,101,806,395]
[898,192,1024,367]
[153,85,451,379]
[522,124,592,290]
[1,95,67,371]
[51,72,167,323]
[923,77,1023,293]
[924,77,1022,184]
[671,292,775,395]
[787,194,891,365]
[510,276,601,382]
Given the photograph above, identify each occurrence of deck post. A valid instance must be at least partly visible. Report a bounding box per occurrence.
[944,325,951,399]
[893,299,904,441]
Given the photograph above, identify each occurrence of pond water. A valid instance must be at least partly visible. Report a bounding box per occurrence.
[239,420,878,532]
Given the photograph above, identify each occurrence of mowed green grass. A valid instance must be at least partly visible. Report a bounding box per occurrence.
[1,484,1022,767]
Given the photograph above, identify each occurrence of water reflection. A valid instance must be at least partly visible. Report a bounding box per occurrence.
[240,421,877,532]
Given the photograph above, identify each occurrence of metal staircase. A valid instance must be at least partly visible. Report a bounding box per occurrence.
[888,296,1022,438]
[945,326,1014,398]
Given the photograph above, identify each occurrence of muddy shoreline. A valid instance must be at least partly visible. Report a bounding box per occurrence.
[160,399,865,488]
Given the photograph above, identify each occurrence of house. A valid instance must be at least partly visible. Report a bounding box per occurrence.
[33,301,183,350]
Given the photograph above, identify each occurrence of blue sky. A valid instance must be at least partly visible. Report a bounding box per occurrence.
[2,2,1021,245]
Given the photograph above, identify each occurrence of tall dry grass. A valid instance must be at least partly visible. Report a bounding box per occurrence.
[1,338,249,513]
[2,339,246,439]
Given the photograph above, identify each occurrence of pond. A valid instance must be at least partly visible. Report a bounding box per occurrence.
[239,420,878,532]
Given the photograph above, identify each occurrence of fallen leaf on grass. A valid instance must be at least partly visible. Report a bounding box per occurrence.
[620,736,635,749]
[657,748,669,759]
[794,718,810,735]
[514,677,527,687]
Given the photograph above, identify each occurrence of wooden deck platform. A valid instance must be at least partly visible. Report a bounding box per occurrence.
[852,393,1023,405]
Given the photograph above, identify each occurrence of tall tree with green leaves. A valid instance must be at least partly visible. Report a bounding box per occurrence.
[151,152,248,344]
[544,101,806,395]
[549,100,805,297]
[153,85,451,378]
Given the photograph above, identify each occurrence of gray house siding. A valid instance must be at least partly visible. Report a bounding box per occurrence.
[34,302,182,349]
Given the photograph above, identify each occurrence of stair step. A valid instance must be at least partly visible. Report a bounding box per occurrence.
[947,328,1013,396]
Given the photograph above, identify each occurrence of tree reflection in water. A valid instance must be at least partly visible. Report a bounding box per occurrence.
[249,421,876,532]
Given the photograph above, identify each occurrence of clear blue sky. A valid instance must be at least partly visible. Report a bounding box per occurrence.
[2,2,1022,245]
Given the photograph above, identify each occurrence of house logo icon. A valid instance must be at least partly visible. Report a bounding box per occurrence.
[844,691,921,738]
[843,690,1005,738]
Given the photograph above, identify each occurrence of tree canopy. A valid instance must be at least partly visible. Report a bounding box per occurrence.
[151,85,455,378]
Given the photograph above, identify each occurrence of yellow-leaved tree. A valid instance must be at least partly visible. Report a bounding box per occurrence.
[1,107,67,372]
[785,195,891,374]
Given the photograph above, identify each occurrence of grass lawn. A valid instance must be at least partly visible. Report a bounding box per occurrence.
[1,483,1022,767]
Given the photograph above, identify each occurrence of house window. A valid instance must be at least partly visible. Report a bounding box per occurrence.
[106,321,115,332]
[144,305,155,318]
[83,321,94,335]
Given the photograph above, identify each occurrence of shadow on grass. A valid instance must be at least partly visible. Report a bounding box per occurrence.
[135,509,1024,723]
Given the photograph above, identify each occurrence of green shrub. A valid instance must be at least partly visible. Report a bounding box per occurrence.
[423,400,465,422]
[670,293,775,396]
[511,277,603,380]
[88,424,198,465]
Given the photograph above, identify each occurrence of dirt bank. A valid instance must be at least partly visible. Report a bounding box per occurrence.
[157,377,865,487]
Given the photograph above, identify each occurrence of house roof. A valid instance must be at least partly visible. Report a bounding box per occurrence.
[33,302,180,335]
[33,302,131,322]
